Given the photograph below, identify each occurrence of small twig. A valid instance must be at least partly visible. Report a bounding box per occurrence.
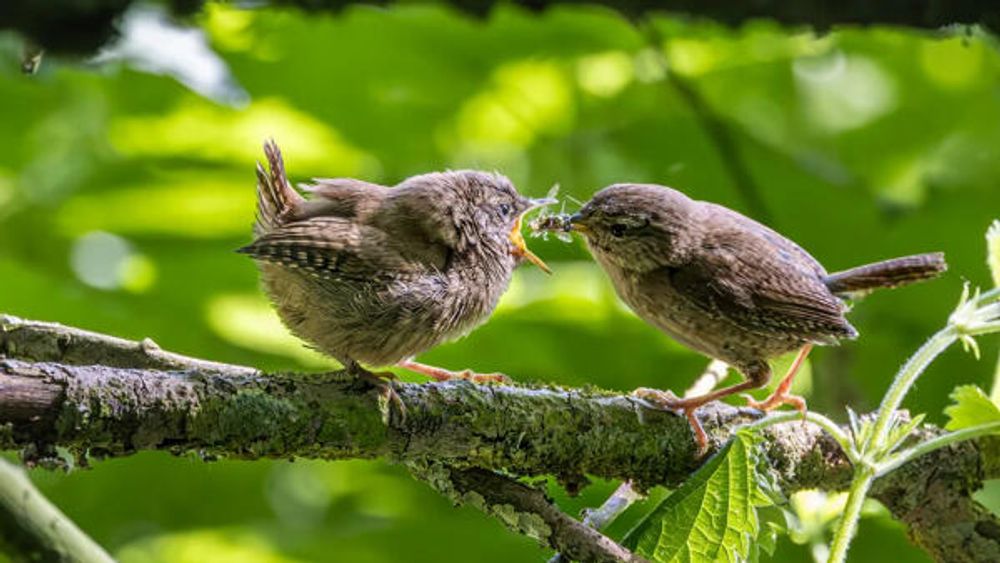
[547,482,644,563]
[409,464,648,563]
[0,459,113,562]
[684,359,729,398]
[580,482,644,532]
[0,314,257,375]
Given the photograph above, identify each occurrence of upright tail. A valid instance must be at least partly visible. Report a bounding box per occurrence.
[824,252,947,295]
[254,139,303,236]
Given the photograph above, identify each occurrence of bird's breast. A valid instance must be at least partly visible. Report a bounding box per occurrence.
[604,266,803,366]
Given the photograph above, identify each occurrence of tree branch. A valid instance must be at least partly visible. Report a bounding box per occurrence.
[2,314,1000,562]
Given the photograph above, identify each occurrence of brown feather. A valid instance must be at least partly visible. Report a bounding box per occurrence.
[824,252,947,295]
[254,139,304,236]
[668,229,856,343]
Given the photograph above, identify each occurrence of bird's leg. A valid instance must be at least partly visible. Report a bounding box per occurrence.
[396,360,510,384]
[633,379,762,453]
[346,360,406,417]
[633,361,771,453]
[743,343,812,414]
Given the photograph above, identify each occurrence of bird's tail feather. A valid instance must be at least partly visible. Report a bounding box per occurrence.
[254,139,303,236]
[824,252,947,295]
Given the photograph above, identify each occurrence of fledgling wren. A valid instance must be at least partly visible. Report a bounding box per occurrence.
[239,140,553,396]
[537,183,946,449]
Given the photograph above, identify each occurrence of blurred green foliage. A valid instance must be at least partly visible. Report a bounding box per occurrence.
[1,3,999,561]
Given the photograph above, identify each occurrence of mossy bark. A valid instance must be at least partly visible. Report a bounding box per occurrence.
[3,315,1000,562]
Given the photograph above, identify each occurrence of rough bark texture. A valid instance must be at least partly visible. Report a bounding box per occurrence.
[410,463,649,563]
[2,314,1000,562]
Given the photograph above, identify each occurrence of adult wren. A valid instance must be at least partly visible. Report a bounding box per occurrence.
[539,183,946,449]
[239,140,553,395]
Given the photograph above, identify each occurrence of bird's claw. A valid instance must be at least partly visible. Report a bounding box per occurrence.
[353,368,406,422]
[372,370,398,382]
[631,387,709,456]
[631,387,682,409]
[743,391,807,415]
[377,382,407,422]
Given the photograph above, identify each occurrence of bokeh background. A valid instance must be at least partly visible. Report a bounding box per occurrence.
[2,3,1000,562]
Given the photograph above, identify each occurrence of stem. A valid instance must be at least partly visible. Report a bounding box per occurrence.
[0,459,114,563]
[827,285,1000,561]
[826,466,875,563]
[742,412,856,462]
[992,352,1000,405]
[866,326,958,453]
[876,421,1000,477]
[971,321,1000,335]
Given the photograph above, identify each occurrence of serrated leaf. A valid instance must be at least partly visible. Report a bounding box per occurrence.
[944,385,1000,431]
[622,431,775,563]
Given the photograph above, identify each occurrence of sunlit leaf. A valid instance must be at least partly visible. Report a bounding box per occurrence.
[944,385,1000,431]
[109,97,381,175]
[622,431,776,563]
[56,175,253,238]
[116,529,302,563]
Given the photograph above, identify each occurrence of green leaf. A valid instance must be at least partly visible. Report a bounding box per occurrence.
[944,385,1000,431]
[752,505,788,561]
[622,431,776,563]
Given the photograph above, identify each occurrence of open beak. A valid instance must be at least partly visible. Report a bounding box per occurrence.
[509,197,557,274]
[567,212,591,235]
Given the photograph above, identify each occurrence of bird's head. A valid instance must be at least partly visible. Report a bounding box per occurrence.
[568,184,697,272]
[399,171,554,272]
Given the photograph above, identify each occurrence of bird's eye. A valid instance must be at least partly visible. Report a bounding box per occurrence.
[498,203,513,217]
[610,224,627,238]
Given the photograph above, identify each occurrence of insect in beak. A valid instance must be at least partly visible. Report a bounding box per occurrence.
[567,212,592,235]
[509,198,556,274]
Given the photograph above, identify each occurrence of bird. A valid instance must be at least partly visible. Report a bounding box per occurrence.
[540,183,946,449]
[238,139,553,402]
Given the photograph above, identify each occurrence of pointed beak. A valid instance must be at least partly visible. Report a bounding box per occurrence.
[567,212,591,235]
[509,197,556,274]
